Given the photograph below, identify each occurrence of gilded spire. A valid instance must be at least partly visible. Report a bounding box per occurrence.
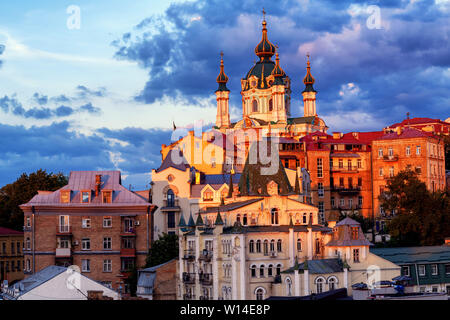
[303,53,316,93]
[216,51,230,92]
[255,9,276,59]
[271,46,285,82]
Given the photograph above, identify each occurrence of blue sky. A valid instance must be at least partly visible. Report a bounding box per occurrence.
[0,0,449,189]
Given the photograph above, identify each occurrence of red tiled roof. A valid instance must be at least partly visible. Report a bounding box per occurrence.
[389,117,448,128]
[21,171,150,207]
[378,127,436,140]
[0,227,23,236]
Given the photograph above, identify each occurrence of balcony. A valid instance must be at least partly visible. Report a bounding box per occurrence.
[56,226,72,236]
[198,250,213,262]
[331,186,361,195]
[182,272,196,284]
[161,199,181,211]
[382,154,398,162]
[183,294,196,300]
[120,248,136,257]
[331,166,359,173]
[55,248,72,257]
[199,273,213,286]
[120,228,136,237]
[183,250,195,260]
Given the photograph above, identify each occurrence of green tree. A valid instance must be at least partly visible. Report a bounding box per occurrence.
[379,169,450,246]
[442,134,450,171]
[146,233,179,268]
[0,169,68,230]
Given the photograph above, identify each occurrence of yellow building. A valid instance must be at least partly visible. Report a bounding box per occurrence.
[0,227,24,284]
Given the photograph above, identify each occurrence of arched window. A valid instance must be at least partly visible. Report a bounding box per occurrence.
[269,99,273,112]
[26,237,31,250]
[268,264,273,277]
[286,278,292,296]
[263,240,269,256]
[277,239,282,252]
[297,239,302,252]
[276,264,282,275]
[236,214,241,224]
[270,240,275,252]
[252,100,258,113]
[167,189,175,207]
[249,240,254,253]
[256,240,261,253]
[315,238,321,255]
[303,213,307,224]
[316,277,325,293]
[243,214,248,226]
[255,287,265,300]
[271,208,279,225]
[251,265,256,278]
[259,265,265,277]
[309,212,313,224]
[328,277,338,291]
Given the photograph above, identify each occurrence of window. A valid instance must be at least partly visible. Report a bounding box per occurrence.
[249,240,254,253]
[351,227,359,240]
[268,99,273,112]
[167,211,175,229]
[316,278,324,293]
[243,214,248,226]
[276,264,281,275]
[255,288,265,300]
[431,264,438,276]
[347,159,352,170]
[303,213,307,224]
[286,278,292,296]
[11,242,15,254]
[60,190,70,203]
[357,159,362,169]
[389,167,394,177]
[103,216,112,228]
[251,265,256,278]
[445,264,450,275]
[416,146,421,155]
[315,238,321,254]
[270,240,275,252]
[103,259,112,272]
[328,277,337,291]
[379,167,383,177]
[418,265,426,276]
[58,238,70,249]
[271,208,279,225]
[81,191,90,203]
[102,191,112,203]
[103,237,112,250]
[348,199,353,208]
[256,240,261,253]
[17,242,21,254]
[26,237,31,250]
[297,239,302,251]
[59,215,70,232]
[318,183,324,197]
[260,265,265,277]
[317,158,323,178]
[353,249,360,263]
[388,148,393,157]
[406,146,411,156]
[268,265,273,277]
[167,189,175,207]
[339,177,344,187]
[263,240,269,256]
[122,237,135,249]
[331,197,335,208]
[358,196,363,207]
[121,258,135,272]
[82,238,91,251]
[82,259,90,272]
[26,216,31,228]
[252,100,258,113]
[318,202,324,224]
[82,218,91,228]
[378,149,383,157]
[340,198,345,207]
[338,159,343,168]
[277,239,282,252]
[358,178,362,187]
[203,190,214,202]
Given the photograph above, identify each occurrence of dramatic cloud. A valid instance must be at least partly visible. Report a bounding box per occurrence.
[0,121,172,188]
[76,85,107,99]
[0,90,102,120]
[112,0,450,127]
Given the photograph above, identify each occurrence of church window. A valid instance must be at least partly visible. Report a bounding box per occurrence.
[269,99,273,112]
[252,100,258,113]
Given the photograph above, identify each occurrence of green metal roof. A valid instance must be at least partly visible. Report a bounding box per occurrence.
[283,258,344,274]
[370,246,450,265]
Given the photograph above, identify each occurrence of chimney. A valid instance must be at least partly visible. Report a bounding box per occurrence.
[95,174,102,196]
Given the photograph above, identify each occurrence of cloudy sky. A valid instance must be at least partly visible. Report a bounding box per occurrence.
[0,0,449,189]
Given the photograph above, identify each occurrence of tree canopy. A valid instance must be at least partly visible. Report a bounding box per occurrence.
[145,233,179,268]
[379,170,450,246]
[0,169,68,230]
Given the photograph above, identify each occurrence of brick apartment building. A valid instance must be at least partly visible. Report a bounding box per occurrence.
[0,227,24,284]
[19,171,156,292]
[372,127,446,219]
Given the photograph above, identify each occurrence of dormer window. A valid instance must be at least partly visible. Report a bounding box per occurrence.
[102,191,112,203]
[81,191,91,203]
[203,190,214,202]
[60,190,71,203]
[351,227,359,240]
